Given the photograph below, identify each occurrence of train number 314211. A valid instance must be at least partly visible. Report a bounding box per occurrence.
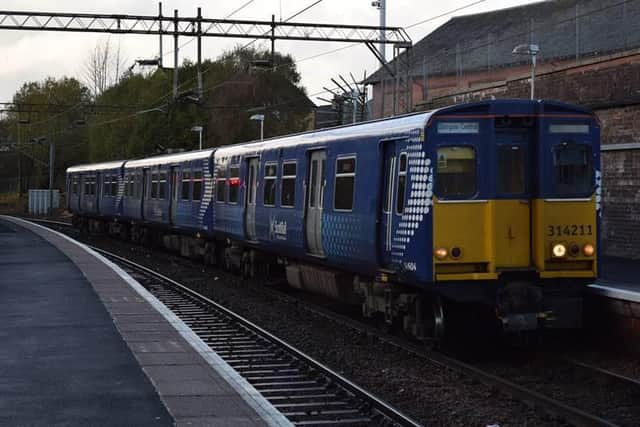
[547,224,593,237]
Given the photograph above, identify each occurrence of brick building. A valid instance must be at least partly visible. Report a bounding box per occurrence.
[365,0,640,259]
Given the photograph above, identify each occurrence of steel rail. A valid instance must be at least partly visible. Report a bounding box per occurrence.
[28,218,618,426]
[88,244,421,427]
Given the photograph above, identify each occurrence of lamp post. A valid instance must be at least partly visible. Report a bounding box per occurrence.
[512,44,540,100]
[250,114,265,141]
[191,125,203,150]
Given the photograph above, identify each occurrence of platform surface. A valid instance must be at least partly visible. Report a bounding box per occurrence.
[0,218,172,426]
[590,257,640,303]
[0,216,286,427]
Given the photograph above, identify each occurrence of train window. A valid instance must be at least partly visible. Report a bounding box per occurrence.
[158,173,166,200]
[103,175,111,196]
[263,163,277,206]
[193,171,203,201]
[111,176,118,197]
[151,173,158,199]
[396,153,407,214]
[497,145,526,195]
[383,156,396,213]
[436,146,476,198]
[334,157,356,211]
[281,162,296,207]
[552,143,593,196]
[228,166,240,203]
[91,177,96,195]
[181,171,191,200]
[216,178,225,202]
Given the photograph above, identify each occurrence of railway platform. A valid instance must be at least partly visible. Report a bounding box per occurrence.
[589,257,640,304]
[0,216,288,427]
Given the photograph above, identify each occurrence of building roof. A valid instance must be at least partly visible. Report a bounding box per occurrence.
[365,0,640,84]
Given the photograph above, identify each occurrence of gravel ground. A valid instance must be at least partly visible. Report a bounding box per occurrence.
[59,230,576,427]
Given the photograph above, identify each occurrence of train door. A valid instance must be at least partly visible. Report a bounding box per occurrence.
[245,157,259,241]
[305,150,326,256]
[378,141,406,267]
[95,172,101,214]
[142,168,150,219]
[493,122,532,267]
[169,166,179,225]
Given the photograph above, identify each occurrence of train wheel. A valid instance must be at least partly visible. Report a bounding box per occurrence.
[240,250,255,279]
[422,296,446,347]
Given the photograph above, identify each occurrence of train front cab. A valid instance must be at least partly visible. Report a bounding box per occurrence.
[430,100,599,332]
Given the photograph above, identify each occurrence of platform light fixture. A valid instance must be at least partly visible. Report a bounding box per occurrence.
[512,43,540,100]
[250,114,265,141]
[191,126,203,150]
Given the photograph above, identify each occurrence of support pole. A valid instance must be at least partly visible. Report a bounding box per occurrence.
[531,53,536,100]
[197,7,203,99]
[173,9,178,99]
[49,141,54,190]
[158,2,163,67]
[378,0,386,64]
[271,14,276,71]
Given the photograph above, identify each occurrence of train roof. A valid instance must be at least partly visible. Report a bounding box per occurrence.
[66,160,126,173]
[124,149,215,169]
[214,111,435,157]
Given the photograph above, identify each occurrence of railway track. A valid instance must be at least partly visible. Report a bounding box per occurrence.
[27,217,640,426]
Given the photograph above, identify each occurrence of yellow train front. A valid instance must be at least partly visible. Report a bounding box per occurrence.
[427,100,600,333]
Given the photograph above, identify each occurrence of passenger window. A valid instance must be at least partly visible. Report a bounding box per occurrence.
[112,176,118,197]
[396,153,407,214]
[263,163,277,206]
[182,171,191,200]
[334,157,356,211]
[216,178,226,202]
[91,177,96,195]
[158,173,166,200]
[552,143,592,196]
[229,166,240,203]
[497,145,526,195]
[309,160,318,208]
[281,162,296,207]
[383,156,396,213]
[193,171,203,201]
[436,146,476,198]
[151,173,158,199]
[104,176,111,196]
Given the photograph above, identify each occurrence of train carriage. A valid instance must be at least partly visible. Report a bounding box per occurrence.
[66,160,126,219]
[66,99,600,340]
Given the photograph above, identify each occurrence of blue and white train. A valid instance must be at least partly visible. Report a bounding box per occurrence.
[67,99,601,339]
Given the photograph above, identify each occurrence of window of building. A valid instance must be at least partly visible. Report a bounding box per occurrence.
[552,143,593,196]
[396,153,407,214]
[263,163,277,206]
[228,166,240,203]
[281,162,296,207]
[192,171,203,201]
[158,173,166,200]
[497,145,526,195]
[334,157,356,211]
[436,146,476,198]
[181,171,191,200]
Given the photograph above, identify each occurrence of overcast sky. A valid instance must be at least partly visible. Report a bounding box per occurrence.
[0,0,537,104]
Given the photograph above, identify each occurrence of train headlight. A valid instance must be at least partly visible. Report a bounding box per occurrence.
[434,247,448,260]
[552,243,567,258]
[583,243,595,257]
